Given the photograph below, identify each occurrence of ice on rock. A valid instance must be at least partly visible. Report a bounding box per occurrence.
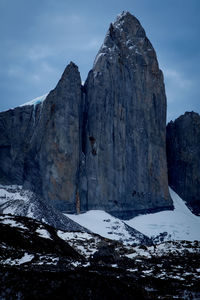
[20,93,48,107]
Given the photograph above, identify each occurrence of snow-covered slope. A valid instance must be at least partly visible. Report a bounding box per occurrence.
[65,210,152,246]
[1,184,199,243]
[66,188,200,242]
[125,188,200,241]
[0,185,87,232]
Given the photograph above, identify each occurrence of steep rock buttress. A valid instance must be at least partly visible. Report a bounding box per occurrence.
[167,112,200,216]
[81,12,172,218]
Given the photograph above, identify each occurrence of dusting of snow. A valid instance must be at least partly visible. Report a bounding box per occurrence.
[0,185,22,190]
[36,228,52,240]
[71,261,81,268]
[57,231,93,241]
[93,53,106,67]
[1,218,28,230]
[3,253,34,266]
[57,230,100,257]
[34,255,59,266]
[125,188,200,242]
[0,186,29,204]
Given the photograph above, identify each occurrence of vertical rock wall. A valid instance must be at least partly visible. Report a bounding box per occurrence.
[81,12,172,218]
[24,62,83,212]
[167,112,200,215]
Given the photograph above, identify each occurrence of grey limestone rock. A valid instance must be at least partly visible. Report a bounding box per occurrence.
[0,12,173,219]
[23,62,83,212]
[81,11,172,218]
[0,104,37,185]
[166,111,200,215]
[0,62,83,213]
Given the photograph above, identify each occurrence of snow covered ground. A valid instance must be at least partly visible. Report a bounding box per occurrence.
[65,210,150,245]
[66,210,130,241]
[1,184,199,242]
[126,188,200,241]
[66,188,200,242]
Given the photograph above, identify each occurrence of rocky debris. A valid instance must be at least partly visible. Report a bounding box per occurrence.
[0,185,88,232]
[0,214,83,266]
[0,11,172,219]
[92,242,120,264]
[167,111,200,215]
[0,215,200,299]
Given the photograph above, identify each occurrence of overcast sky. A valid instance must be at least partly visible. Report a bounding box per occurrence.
[0,0,199,121]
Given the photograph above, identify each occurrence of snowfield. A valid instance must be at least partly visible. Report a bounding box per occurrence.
[126,188,200,241]
[65,209,150,245]
[66,188,200,242]
[66,210,132,241]
[1,184,199,242]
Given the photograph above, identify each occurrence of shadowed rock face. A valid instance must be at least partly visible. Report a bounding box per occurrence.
[0,62,83,212]
[0,106,34,185]
[0,12,173,218]
[23,62,83,212]
[167,112,200,216]
[81,12,172,218]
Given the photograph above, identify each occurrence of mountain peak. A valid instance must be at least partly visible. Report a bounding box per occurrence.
[55,61,80,90]
[112,11,145,38]
[93,11,151,71]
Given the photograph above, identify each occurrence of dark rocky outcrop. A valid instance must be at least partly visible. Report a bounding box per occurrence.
[166,111,200,215]
[0,186,88,232]
[1,216,200,299]
[0,62,83,213]
[81,11,172,218]
[0,12,173,218]
[0,105,34,185]
[23,62,83,212]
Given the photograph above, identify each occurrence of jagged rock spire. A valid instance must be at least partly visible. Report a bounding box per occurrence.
[82,12,172,218]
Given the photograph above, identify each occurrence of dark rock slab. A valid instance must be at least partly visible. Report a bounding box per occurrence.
[167,111,200,215]
[0,62,83,213]
[23,62,83,212]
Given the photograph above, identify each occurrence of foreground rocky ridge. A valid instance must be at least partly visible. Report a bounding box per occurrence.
[0,185,87,232]
[0,11,173,218]
[0,214,200,299]
[167,111,200,216]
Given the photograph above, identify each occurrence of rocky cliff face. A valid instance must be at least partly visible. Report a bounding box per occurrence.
[81,12,172,218]
[0,62,82,212]
[23,62,83,212]
[0,12,173,218]
[167,112,200,215]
